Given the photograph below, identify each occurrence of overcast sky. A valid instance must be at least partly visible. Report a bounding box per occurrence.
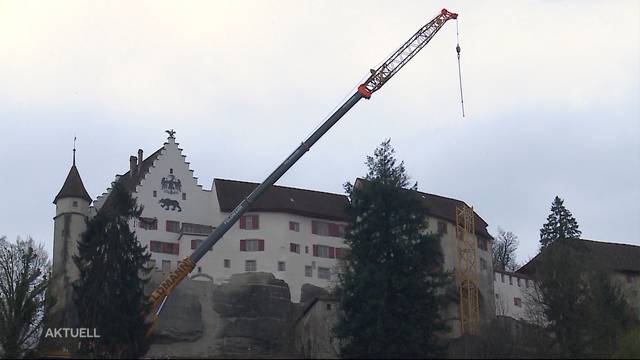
[1,0,638,265]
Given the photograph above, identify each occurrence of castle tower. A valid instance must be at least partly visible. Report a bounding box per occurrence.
[49,149,92,328]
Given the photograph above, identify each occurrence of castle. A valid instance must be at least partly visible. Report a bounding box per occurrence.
[50,131,496,347]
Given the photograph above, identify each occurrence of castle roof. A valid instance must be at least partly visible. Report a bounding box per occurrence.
[214,178,350,221]
[354,178,493,240]
[53,165,92,204]
[517,238,640,275]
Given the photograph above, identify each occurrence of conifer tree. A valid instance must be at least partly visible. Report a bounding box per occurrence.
[72,181,152,358]
[539,196,581,248]
[335,139,451,358]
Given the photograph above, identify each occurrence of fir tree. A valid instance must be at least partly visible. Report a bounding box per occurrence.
[335,139,451,358]
[72,181,152,358]
[539,196,581,248]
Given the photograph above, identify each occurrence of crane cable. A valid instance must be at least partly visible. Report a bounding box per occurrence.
[456,19,465,117]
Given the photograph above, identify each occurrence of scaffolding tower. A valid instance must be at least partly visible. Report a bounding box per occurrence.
[456,204,480,335]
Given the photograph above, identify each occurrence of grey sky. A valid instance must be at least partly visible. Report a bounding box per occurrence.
[1,1,638,266]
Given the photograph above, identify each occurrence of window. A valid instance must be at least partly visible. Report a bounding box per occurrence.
[509,276,513,285]
[318,267,331,280]
[278,261,286,271]
[326,303,332,311]
[170,168,173,174]
[149,259,156,269]
[166,220,180,233]
[305,246,309,254]
[478,238,488,251]
[437,221,447,235]
[162,260,171,272]
[224,259,231,268]
[480,258,487,271]
[525,279,530,288]
[501,273,505,283]
[313,245,335,259]
[153,190,157,198]
[197,266,202,273]
[290,243,300,254]
[626,274,635,284]
[140,217,158,230]
[149,241,179,255]
[182,193,186,200]
[72,201,78,207]
[289,221,300,232]
[182,223,214,235]
[517,278,522,287]
[240,239,264,252]
[240,215,260,230]
[245,260,257,272]
[305,265,312,277]
[312,221,346,237]
[514,297,522,307]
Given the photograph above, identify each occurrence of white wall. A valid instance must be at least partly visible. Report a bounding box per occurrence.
[127,136,347,302]
[493,271,535,322]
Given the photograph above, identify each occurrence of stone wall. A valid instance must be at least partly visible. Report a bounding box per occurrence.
[146,271,304,358]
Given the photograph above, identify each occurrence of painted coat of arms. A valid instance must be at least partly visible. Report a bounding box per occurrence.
[161,174,182,194]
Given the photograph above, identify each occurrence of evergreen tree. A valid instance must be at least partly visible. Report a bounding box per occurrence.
[539,196,581,248]
[72,181,152,358]
[534,239,634,358]
[335,139,451,358]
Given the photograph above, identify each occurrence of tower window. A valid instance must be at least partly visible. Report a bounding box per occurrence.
[437,221,447,235]
[72,201,78,207]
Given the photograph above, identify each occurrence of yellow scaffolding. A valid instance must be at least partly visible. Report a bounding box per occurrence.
[456,204,480,335]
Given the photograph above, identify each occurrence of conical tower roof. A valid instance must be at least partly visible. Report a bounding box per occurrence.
[53,164,92,204]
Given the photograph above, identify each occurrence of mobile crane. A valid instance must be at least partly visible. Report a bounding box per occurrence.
[147,8,459,332]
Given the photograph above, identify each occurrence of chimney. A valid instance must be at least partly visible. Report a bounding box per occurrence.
[138,149,143,174]
[130,156,137,177]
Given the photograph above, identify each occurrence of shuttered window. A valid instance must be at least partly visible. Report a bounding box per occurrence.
[239,215,260,230]
[313,245,335,259]
[166,220,180,233]
[312,220,346,237]
[240,239,264,252]
[150,241,179,255]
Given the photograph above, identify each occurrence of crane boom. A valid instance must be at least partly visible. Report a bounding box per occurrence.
[147,8,458,330]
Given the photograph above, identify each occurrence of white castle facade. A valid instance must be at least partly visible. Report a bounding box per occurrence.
[52,131,497,336]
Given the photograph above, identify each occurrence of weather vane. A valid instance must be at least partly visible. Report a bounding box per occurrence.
[165,129,176,139]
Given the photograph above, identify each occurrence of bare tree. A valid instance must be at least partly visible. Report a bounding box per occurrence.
[492,228,519,271]
[0,236,51,358]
